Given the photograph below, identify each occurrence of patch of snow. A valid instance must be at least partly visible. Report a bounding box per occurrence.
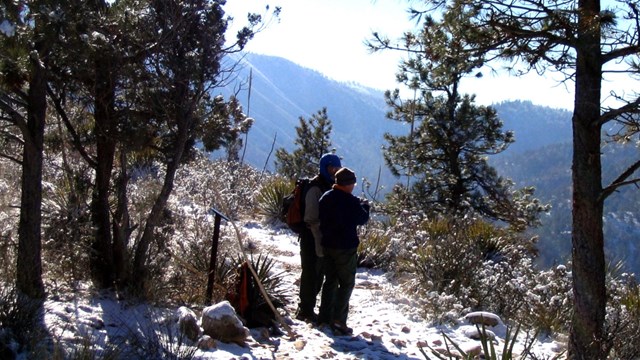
[38,221,566,359]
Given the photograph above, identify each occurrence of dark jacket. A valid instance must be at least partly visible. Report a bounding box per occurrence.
[319,188,370,250]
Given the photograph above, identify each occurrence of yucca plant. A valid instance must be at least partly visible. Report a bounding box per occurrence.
[225,253,289,328]
[255,176,292,224]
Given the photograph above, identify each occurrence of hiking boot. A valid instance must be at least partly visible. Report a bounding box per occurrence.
[316,322,332,333]
[294,310,318,324]
[330,321,353,336]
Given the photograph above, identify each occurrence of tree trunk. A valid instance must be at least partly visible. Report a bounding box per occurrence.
[132,112,193,294]
[16,54,47,301]
[131,151,184,294]
[569,0,606,358]
[89,56,117,288]
[112,149,131,287]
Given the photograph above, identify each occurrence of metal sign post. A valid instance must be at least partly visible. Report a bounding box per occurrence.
[205,207,229,305]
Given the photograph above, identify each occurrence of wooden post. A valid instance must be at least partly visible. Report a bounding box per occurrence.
[205,208,229,305]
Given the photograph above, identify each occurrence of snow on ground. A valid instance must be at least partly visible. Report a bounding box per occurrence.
[42,221,566,359]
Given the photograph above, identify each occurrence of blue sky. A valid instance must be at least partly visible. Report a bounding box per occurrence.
[224,0,581,110]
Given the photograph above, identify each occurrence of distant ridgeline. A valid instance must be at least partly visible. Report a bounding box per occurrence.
[216,53,640,275]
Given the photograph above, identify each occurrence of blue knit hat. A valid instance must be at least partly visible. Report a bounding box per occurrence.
[319,153,341,182]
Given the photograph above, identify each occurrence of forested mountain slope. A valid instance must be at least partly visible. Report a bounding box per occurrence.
[218,53,401,189]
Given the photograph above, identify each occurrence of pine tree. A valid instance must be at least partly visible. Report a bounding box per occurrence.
[274,107,334,179]
[375,8,547,230]
[0,0,62,302]
[373,0,640,357]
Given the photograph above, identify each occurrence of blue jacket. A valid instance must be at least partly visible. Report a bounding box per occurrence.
[319,188,370,250]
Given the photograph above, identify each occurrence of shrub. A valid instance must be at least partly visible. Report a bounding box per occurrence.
[0,285,48,358]
[390,217,542,325]
[151,211,239,305]
[397,219,483,296]
[517,265,572,336]
[225,253,289,328]
[173,155,263,219]
[122,153,264,301]
[606,271,640,359]
[120,307,197,360]
[51,332,122,360]
[357,220,395,270]
[255,175,291,225]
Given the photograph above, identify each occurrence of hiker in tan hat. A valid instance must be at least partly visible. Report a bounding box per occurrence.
[317,167,370,335]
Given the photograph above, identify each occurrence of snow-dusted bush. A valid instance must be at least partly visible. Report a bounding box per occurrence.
[117,306,196,359]
[172,153,263,220]
[136,153,272,303]
[0,285,47,357]
[357,221,396,270]
[147,202,239,304]
[519,265,573,335]
[606,271,640,358]
[0,157,20,283]
[40,151,94,293]
[390,217,543,325]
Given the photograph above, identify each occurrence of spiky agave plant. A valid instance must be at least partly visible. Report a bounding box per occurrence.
[255,176,292,225]
[226,254,289,328]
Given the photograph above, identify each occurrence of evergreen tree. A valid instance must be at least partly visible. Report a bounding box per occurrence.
[0,0,63,302]
[375,8,547,230]
[274,107,334,179]
[2,0,274,292]
[128,0,261,291]
[373,0,640,357]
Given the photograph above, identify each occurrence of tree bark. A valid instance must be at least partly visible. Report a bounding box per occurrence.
[569,0,607,358]
[16,54,47,301]
[131,123,190,293]
[112,149,131,287]
[89,55,117,288]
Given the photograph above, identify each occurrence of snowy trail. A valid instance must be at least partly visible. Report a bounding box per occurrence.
[239,222,442,359]
[41,221,565,359]
[231,222,560,360]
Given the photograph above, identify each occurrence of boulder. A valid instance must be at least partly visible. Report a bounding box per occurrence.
[201,301,249,346]
[197,335,216,351]
[176,306,201,341]
[464,311,501,327]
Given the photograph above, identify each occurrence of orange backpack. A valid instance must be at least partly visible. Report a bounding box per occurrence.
[281,178,311,234]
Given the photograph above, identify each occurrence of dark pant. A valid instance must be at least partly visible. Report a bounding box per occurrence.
[318,247,357,325]
[298,230,324,315]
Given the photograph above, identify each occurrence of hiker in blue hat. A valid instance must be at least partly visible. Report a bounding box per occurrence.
[295,153,342,323]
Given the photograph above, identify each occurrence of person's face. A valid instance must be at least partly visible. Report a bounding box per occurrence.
[344,183,356,193]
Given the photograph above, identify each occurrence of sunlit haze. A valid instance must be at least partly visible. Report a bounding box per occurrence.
[224,0,636,111]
